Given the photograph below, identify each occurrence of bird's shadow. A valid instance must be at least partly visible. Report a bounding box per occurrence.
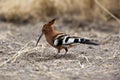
[36,53,77,62]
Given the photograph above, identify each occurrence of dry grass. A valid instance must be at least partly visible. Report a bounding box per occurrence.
[0,0,120,22]
[94,0,120,21]
[0,0,56,22]
[0,21,120,80]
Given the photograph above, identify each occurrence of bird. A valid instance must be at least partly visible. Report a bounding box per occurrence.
[36,19,99,56]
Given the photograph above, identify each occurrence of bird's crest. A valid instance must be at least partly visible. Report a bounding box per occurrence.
[49,18,55,24]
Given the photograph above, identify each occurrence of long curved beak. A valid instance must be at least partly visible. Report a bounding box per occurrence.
[36,33,43,46]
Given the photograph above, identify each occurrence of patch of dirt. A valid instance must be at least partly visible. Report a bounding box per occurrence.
[0,20,120,80]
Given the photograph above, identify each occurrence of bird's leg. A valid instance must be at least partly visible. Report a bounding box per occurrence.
[64,47,68,55]
[57,49,61,54]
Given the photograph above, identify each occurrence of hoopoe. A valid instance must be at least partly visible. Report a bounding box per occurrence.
[36,19,99,55]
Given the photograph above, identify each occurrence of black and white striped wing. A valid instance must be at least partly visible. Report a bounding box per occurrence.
[53,33,81,46]
[53,33,99,46]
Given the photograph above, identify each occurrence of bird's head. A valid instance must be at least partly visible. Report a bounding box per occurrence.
[36,19,55,46]
[42,19,55,34]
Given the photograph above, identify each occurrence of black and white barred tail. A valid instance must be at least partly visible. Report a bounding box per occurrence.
[53,33,99,46]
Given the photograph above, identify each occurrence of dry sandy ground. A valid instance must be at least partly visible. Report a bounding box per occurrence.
[0,20,120,80]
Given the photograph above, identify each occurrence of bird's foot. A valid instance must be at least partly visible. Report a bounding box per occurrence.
[53,51,68,58]
[53,54,61,59]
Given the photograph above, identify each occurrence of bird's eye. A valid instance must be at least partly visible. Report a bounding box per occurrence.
[43,29,45,31]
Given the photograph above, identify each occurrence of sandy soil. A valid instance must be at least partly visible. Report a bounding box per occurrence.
[0,20,120,80]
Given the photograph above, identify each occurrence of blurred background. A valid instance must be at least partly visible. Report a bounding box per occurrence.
[0,0,120,23]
